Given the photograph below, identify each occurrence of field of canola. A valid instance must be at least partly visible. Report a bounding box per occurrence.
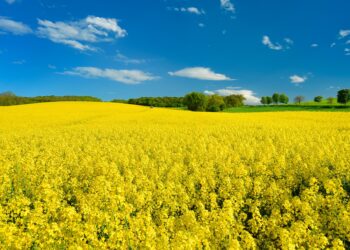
[0,102,349,249]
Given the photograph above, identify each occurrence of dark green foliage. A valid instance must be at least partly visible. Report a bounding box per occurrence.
[31,95,102,103]
[272,93,280,104]
[279,94,289,104]
[266,96,273,104]
[127,96,184,107]
[224,94,245,108]
[262,95,284,105]
[261,97,267,105]
[184,92,208,111]
[337,89,350,104]
[207,95,226,112]
[314,96,323,103]
[110,99,129,104]
[0,92,102,106]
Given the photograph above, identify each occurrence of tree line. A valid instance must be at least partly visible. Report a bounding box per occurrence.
[1,89,349,110]
[122,97,184,108]
[112,93,245,112]
[0,92,101,106]
[183,92,245,112]
[260,89,350,105]
[260,93,289,105]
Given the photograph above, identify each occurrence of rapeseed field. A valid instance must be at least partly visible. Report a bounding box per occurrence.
[0,102,349,249]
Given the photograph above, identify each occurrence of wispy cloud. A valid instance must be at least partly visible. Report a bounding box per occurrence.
[220,0,235,13]
[62,67,157,84]
[37,16,127,51]
[311,43,319,48]
[0,17,32,35]
[169,7,205,15]
[262,35,292,51]
[290,75,307,84]
[345,48,350,56]
[12,59,26,65]
[48,64,57,69]
[204,87,260,105]
[169,67,233,81]
[339,29,350,39]
[284,38,294,45]
[115,52,146,65]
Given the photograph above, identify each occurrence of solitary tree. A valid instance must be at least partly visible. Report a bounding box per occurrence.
[279,94,289,104]
[184,92,208,111]
[327,97,336,104]
[294,96,305,104]
[272,93,280,104]
[261,96,267,105]
[224,94,245,108]
[207,95,225,112]
[314,96,323,103]
[337,89,350,105]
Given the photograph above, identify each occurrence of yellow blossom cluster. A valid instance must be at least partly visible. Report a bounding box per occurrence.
[0,102,349,249]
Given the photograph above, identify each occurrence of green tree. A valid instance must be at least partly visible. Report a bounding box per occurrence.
[224,94,245,108]
[314,96,323,103]
[327,97,336,105]
[272,93,280,104]
[294,96,305,104]
[266,96,273,105]
[207,95,225,112]
[279,94,289,104]
[184,92,208,111]
[337,89,350,105]
[260,96,267,105]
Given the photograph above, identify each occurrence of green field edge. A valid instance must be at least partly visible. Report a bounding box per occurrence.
[223,105,350,113]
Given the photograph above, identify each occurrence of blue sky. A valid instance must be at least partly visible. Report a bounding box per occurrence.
[0,0,350,103]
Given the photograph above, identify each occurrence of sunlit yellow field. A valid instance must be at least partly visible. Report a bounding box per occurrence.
[0,102,349,249]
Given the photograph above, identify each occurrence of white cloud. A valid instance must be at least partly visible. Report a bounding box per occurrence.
[171,7,205,15]
[262,36,294,51]
[204,87,260,105]
[85,16,127,37]
[198,23,205,28]
[187,7,205,15]
[62,67,157,84]
[0,17,32,35]
[311,43,319,48]
[262,36,283,50]
[169,67,233,81]
[37,16,127,51]
[330,42,336,48]
[339,29,350,39]
[290,75,307,84]
[220,0,235,13]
